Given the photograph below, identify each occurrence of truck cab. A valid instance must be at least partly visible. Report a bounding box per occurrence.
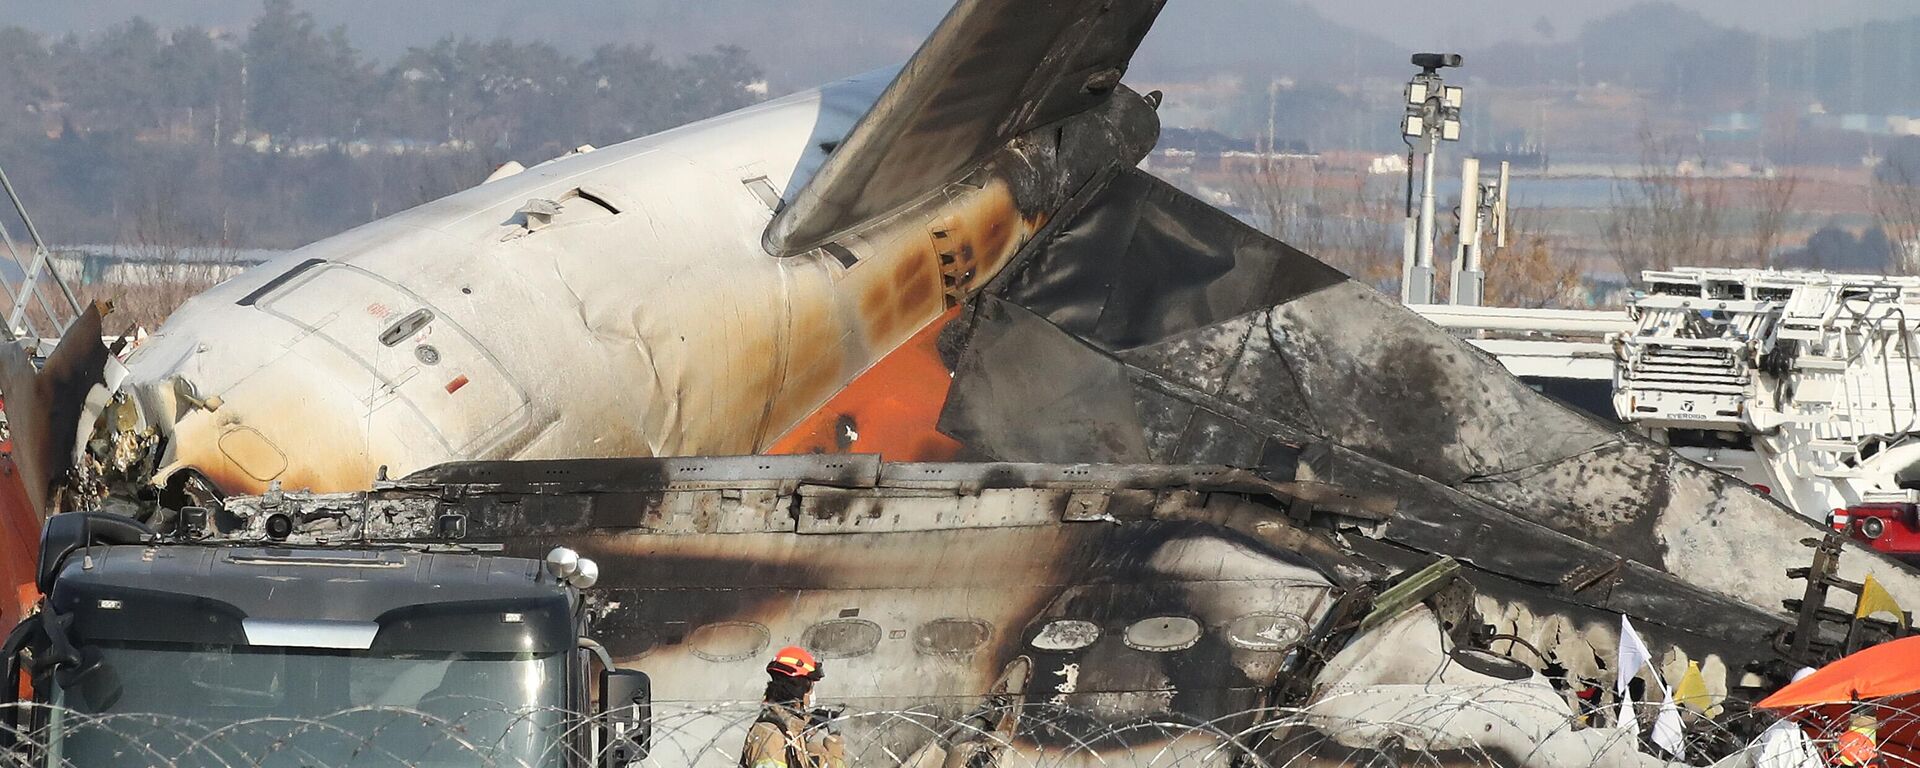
[3,510,650,767]
[1830,491,1920,565]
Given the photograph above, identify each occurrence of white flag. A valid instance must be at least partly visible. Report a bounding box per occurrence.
[1651,683,1686,757]
[1616,615,1652,694]
[1615,615,1653,730]
[1752,720,1823,768]
[1617,616,1686,755]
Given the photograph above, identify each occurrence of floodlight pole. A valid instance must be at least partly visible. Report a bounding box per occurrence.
[1410,139,1439,304]
[1399,53,1462,305]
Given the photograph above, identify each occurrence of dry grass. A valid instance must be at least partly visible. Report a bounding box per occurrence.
[77,273,226,334]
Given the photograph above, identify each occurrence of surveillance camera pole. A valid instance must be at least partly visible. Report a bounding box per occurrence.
[1449,159,1509,307]
[1399,54,1463,305]
[1452,158,1483,306]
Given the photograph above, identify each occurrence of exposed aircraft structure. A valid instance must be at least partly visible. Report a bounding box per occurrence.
[205,455,1759,767]
[0,0,1916,764]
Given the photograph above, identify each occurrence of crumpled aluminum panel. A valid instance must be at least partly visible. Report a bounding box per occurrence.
[940,165,1920,645]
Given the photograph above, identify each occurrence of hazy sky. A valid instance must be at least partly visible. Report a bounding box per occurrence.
[8,0,1911,53]
[5,0,1914,96]
[1326,0,1906,48]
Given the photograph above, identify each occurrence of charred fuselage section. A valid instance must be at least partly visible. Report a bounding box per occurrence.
[195,456,1372,763]
[190,454,1798,765]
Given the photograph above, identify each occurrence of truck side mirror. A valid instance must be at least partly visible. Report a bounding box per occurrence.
[600,668,651,766]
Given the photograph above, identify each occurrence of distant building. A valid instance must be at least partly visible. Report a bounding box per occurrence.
[1703,112,1759,143]
[1478,145,1551,172]
[1889,116,1920,136]
[1149,127,1315,174]
[1803,111,1920,137]
[1368,154,1409,175]
[49,246,274,287]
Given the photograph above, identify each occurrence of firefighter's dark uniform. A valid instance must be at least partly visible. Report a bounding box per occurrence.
[742,646,846,768]
[741,704,846,768]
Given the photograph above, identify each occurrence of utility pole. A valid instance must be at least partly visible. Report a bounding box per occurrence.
[1400,53,1464,305]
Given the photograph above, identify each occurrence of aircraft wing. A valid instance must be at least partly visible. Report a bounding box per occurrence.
[764,0,1166,257]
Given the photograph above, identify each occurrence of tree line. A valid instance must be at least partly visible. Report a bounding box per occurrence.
[0,0,765,248]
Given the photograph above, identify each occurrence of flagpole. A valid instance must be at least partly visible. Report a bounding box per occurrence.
[1616,614,1689,757]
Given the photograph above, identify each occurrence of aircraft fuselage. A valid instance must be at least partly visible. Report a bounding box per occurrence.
[116,70,1156,497]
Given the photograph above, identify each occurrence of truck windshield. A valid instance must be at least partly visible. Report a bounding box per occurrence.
[45,640,568,767]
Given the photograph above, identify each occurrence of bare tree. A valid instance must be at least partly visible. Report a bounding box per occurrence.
[1751,166,1800,268]
[1234,157,1326,252]
[1484,206,1583,308]
[1874,157,1920,273]
[1231,162,1403,289]
[76,190,238,332]
[1602,129,1735,284]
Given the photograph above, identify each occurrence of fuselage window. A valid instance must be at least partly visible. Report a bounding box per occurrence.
[1224,613,1307,652]
[1123,616,1202,652]
[802,619,882,659]
[913,619,991,656]
[1029,620,1101,651]
[687,621,771,662]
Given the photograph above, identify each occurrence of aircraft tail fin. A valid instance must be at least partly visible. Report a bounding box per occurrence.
[763,0,1166,257]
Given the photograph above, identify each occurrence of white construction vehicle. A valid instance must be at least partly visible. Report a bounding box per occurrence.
[1417,268,1920,557]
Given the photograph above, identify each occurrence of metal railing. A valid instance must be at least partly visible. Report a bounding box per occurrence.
[0,162,82,347]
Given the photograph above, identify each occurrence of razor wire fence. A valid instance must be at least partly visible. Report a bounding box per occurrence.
[0,687,1907,768]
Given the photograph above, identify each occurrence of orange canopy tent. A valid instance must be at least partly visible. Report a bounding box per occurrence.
[1760,636,1920,709]
[1759,636,1920,766]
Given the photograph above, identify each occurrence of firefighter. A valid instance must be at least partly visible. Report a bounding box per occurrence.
[741,646,847,768]
[1834,712,1879,767]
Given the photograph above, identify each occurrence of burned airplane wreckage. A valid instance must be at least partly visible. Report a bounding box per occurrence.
[3,0,1919,765]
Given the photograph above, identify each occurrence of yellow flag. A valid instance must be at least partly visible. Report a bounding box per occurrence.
[1674,661,1713,715]
[1857,573,1907,626]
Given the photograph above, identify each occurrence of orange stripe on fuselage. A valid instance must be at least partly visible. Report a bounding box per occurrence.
[0,453,41,632]
[767,307,964,461]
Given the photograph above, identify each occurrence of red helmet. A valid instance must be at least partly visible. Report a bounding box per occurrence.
[768,645,823,680]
